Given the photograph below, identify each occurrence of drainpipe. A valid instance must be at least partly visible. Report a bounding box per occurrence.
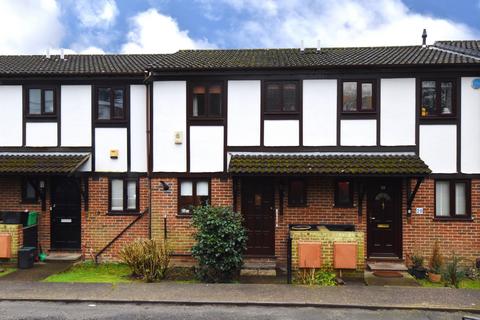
[144,72,153,240]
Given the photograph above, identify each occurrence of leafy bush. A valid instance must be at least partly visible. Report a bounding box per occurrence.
[295,267,337,286]
[429,241,443,274]
[191,206,247,283]
[443,254,465,288]
[119,239,171,282]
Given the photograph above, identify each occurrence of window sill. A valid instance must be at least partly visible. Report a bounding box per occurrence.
[25,116,58,122]
[433,216,473,222]
[95,120,128,127]
[176,214,192,219]
[334,205,355,209]
[107,211,140,216]
[419,117,457,124]
[340,112,376,119]
[287,204,308,208]
[21,200,39,205]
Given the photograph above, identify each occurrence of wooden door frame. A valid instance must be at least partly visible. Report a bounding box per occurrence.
[366,178,403,258]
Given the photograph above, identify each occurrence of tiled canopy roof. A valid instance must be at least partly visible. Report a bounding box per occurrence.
[228,153,431,176]
[0,153,90,175]
[150,45,480,71]
[0,54,163,76]
[434,40,480,58]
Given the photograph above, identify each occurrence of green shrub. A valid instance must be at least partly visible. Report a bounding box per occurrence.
[443,254,465,288]
[295,267,337,286]
[191,206,247,283]
[119,239,171,282]
[429,241,443,274]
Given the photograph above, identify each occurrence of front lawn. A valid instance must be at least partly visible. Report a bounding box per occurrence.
[0,267,17,278]
[43,262,133,283]
[417,278,480,289]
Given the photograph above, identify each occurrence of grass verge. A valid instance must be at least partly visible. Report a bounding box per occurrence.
[43,262,133,283]
[417,278,480,289]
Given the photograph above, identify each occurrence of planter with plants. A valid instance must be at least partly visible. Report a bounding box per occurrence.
[443,254,465,288]
[428,241,443,283]
[408,253,427,279]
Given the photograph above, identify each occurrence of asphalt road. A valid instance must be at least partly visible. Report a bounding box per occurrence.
[0,301,478,320]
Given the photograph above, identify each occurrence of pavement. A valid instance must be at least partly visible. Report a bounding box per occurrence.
[0,281,479,313]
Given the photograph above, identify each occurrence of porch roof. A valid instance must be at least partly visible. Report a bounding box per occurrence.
[228,153,431,177]
[0,153,90,175]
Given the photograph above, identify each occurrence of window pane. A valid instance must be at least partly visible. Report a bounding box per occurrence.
[342,82,357,111]
[455,182,466,215]
[289,180,305,205]
[113,89,124,119]
[283,83,297,111]
[435,181,450,216]
[29,89,41,115]
[44,90,54,113]
[180,181,193,196]
[421,81,436,117]
[197,181,209,196]
[25,181,36,200]
[193,86,206,117]
[337,181,351,206]
[111,179,124,211]
[440,82,453,115]
[98,88,111,120]
[209,85,222,116]
[361,83,373,110]
[266,84,281,111]
[127,181,137,210]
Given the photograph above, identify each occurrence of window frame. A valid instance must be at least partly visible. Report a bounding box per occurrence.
[418,78,457,121]
[108,177,140,214]
[187,82,225,122]
[434,179,471,220]
[288,178,307,207]
[94,85,129,124]
[24,85,59,119]
[262,80,301,118]
[177,178,211,216]
[21,178,39,204]
[334,179,354,208]
[340,79,377,115]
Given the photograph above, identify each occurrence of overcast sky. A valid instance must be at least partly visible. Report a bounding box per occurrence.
[1,0,479,54]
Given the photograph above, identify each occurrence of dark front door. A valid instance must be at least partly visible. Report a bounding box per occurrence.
[242,179,275,255]
[367,180,402,258]
[51,177,81,249]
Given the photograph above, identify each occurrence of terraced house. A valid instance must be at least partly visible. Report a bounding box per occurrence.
[0,39,479,271]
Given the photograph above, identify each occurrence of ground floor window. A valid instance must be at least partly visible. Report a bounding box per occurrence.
[21,178,39,203]
[334,180,353,207]
[435,179,470,218]
[288,179,306,207]
[109,178,139,213]
[178,179,210,215]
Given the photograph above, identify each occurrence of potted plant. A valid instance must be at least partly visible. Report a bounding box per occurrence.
[428,241,443,282]
[408,253,427,279]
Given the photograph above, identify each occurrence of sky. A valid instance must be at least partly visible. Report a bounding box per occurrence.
[0,0,479,55]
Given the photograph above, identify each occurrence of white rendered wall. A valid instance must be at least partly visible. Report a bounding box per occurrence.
[380,78,416,146]
[190,126,224,172]
[130,85,147,172]
[461,77,480,173]
[340,120,376,146]
[420,125,456,173]
[61,85,92,146]
[26,122,57,147]
[0,86,22,146]
[153,81,187,172]
[303,79,337,146]
[264,120,299,146]
[95,128,128,172]
[227,80,261,146]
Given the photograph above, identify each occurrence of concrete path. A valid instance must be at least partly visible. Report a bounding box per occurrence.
[0,262,72,282]
[0,281,478,312]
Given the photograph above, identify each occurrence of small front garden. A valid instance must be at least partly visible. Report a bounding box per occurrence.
[0,266,17,278]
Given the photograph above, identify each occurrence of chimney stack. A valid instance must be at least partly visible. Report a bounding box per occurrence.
[422,29,427,47]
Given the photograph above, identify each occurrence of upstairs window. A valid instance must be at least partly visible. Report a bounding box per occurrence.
[341,80,375,113]
[96,87,127,122]
[264,81,299,114]
[26,87,57,118]
[288,179,307,207]
[435,180,470,218]
[334,180,353,207]
[420,80,456,118]
[190,83,223,119]
[109,178,139,213]
[178,179,210,215]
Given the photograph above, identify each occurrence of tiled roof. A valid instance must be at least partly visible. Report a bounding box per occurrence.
[228,153,431,176]
[434,40,480,58]
[0,54,163,76]
[150,45,480,71]
[0,153,90,174]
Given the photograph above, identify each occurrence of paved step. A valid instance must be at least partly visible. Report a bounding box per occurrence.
[241,257,277,276]
[45,252,82,263]
[364,270,420,286]
[367,261,408,272]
